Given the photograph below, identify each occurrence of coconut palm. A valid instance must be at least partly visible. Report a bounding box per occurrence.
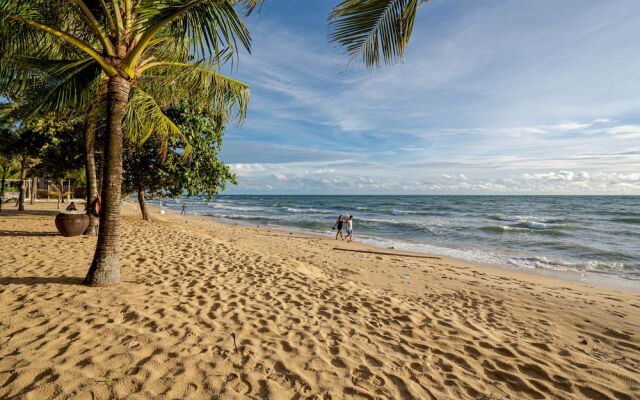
[0,0,253,286]
[328,0,426,68]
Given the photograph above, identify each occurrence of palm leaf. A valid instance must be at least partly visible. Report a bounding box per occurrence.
[0,57,102,121]
[124,87,191,160]
[234,0,264,16]
[126,0,251,73]
[329,0,423,68]
[138,61,249,123]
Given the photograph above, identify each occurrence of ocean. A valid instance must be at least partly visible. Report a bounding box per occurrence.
[150,195,640,289]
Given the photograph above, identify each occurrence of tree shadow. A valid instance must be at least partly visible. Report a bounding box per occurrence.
[0,230,59,237]
[0,276,83,286]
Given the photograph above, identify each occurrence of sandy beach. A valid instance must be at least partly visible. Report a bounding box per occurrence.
[1,202,639,400]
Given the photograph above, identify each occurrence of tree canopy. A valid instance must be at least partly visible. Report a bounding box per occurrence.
[123,103,236,220]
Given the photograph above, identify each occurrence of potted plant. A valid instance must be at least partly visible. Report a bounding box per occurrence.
[55,209,89,237]
[50,182,88,236]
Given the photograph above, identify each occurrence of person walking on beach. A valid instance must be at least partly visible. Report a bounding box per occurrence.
[333,215,345,240]
[345,215,354,242]
[180,204,187,215]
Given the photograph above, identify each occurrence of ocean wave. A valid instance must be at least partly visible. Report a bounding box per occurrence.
[508,256,626,273]
[489,214,575,224]
[480,224,571,236]
[480,225,530,233]
[283,207,331,214]
[210,204,268,212]
[355,216,445,234]
[612,217,640,224]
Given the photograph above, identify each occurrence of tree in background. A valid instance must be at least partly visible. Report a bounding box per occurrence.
[0,116,87,210]
[124,104,236,221]
[0,123,48,211]
[32,117,86,208]
[0,149,19,213]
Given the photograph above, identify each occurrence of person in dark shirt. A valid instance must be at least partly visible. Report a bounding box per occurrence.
[333,215,345,240]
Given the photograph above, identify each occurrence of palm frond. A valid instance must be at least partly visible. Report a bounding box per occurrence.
[1,57,102,121]
[0,0,102,58]
[328,0,422,68]
[234,0,264,16]
[128,0,251,72]
[124,87,191,160]
[138,61,249,124]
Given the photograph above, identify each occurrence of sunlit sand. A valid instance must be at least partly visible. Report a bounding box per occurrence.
[1,202,638,399]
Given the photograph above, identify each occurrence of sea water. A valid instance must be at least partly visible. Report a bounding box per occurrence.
[151,195,640,290]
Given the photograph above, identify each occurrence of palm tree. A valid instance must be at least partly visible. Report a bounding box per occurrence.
[328,0,426,68]
[0,0,252,286]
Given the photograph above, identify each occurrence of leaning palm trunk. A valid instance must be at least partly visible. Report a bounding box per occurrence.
[0,172,6,213]
[137,184,151,221]
[17,161,26,211]
[84,92,103,235]
[84,76,131,287]
[30,177,36,204]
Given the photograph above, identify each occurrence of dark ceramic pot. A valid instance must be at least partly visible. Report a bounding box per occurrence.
[55,212,89,237]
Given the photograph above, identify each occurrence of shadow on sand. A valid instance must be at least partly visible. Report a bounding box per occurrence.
[0,209,60,217]
[0,230,59,237]
[0,276,83,286]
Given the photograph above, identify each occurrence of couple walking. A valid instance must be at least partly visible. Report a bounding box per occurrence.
[333,215,354,242]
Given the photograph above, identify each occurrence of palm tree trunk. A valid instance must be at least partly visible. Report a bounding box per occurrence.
[30,177,36,204]
[84,90,103,235]
[18,160,26,211]
[137,184,151,221]
[84,75,130,287]
[84,85,106,236]
[0,172,6,213]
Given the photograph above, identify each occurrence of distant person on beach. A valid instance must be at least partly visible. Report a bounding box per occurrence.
[345,215,354,242]
[66,202,77,211]
[180,204,187,215]
[333,215,345,240]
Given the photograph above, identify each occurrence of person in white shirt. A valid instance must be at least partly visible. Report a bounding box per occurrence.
[345,215,354,242]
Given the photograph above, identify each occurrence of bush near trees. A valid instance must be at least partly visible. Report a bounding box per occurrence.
[123,104,236,221]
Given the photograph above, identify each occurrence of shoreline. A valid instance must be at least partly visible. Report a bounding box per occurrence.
[1,202,639,399]
[152,201,640,293]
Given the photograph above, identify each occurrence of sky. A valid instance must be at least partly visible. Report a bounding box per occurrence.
[219,0,640,195]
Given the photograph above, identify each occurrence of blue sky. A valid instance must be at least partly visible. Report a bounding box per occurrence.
[220,0,640,194]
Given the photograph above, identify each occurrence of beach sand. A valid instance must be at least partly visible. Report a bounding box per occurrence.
[1,202,639,399]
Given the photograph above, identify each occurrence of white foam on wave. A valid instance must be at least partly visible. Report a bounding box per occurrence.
[357,236,506,266]
[521,221,548,229]
[358,235,628,278]
[284,207,331,214]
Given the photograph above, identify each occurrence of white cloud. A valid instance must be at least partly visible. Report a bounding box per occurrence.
[607,125,640,138]
[273,174,288,181]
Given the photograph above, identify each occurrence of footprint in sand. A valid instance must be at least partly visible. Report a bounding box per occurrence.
[351,367,387,393]
[226,372,252,395]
